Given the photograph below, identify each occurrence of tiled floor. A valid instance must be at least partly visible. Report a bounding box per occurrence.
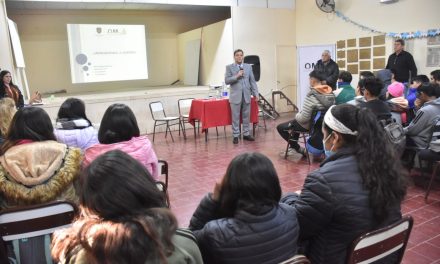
[151,114,440,263]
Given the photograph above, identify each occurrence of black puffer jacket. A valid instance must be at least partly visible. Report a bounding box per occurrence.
[189,194,299,264]
[286,148,402,264]
[314,59,339,90]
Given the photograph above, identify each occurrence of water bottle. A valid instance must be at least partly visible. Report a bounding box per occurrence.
[222,82,228,98]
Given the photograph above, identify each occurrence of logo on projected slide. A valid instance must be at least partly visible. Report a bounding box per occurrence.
[96,27,102,34]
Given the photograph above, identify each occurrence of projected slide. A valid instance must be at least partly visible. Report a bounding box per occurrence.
[67,24,148,83]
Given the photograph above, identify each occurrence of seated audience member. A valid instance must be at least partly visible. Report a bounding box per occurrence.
[282,104,407,264]
[54,98,98,151]
[277,70,335,155]
[387,81,409,124]
[406,75,430,110]
[83,103,158,179]
[52,150,203,264]
[431,69,440,85]
[404,83,440,148]
[334,71,355,104]
[346,71,376,106]
[0,70,41,108]
[376,69,393,100]
[0,107,81,209]
[0,98,16,145]
[189,152,299,264]
[358,77,392,121]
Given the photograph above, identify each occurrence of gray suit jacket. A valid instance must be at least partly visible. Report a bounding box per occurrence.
[225,63,259,104]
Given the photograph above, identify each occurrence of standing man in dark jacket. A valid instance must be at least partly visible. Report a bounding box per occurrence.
[386,39,417,83]
[314,50,339,90]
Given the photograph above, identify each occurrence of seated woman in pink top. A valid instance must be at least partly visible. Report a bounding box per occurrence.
[83,103,159,180]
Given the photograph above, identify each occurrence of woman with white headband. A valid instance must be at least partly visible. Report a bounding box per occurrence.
[282,104,407,264]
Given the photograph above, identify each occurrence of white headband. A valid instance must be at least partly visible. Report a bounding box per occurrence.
[324,105,358,136]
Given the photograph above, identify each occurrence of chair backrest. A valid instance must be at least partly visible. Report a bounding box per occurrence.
[158,159,169,188]
[178,98,194,116]
[346,215,413,264]
[279,255,311,264]
[149,101,166,120]
[157,160,170,207]
[0,201,78,263]
[428,117,440,151]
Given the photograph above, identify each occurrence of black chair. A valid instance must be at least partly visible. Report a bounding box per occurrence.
[149,101,181,142]
[0,201,78,263]
[156,160,170,208]
[284,110,325,165]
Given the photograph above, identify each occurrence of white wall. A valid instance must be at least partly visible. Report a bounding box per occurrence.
[232,6,296,112]
[296,0,440,79]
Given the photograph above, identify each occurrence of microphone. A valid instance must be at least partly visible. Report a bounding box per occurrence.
[239,65,243,70]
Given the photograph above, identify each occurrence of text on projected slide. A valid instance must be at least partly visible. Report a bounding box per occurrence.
[67,24,148,83]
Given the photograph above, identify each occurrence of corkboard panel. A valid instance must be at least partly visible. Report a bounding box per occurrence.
[347,49,358,63]
[373,35,386,45]
[373,58,386,69]
[337,40,345,49]
[373,46,386,57]
[337,50,345,59]
[338,60,346,68]
[347,39,357,47]
[347,64,359,74]
[359,49,371,59]
[359,37,371,47]
[360,61,371,70]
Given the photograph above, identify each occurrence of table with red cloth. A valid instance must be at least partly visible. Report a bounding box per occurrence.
[188,98,259,141]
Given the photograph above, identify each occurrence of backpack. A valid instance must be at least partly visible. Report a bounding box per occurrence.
[306,111,325,157]
[380,119,406,156]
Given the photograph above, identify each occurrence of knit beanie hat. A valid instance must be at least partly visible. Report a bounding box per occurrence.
[387,82,404,97]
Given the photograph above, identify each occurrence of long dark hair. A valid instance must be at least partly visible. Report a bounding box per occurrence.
[98,104,140,144]
[51,150,176,264]
[323,104,407,223]
[57,98,92,125]
[0,70,17,89]
[1,107,56,154]
[218,152,282,217]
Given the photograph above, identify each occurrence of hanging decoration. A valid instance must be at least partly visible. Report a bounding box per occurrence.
[334,11,440,39]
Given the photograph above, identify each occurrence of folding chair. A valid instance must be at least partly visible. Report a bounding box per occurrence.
[149,101,181,142]
[178,98,198,139]
[284,110,326,165]
[0,201,78,264]
[346,215,413,264]
[279,255,311,264]
[156,160,170,208]
[425,160,440,201]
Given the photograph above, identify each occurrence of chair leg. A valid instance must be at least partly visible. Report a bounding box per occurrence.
[205,129,208,142]
[181,119,187,140]
[302,134,311,165]
[167,122,174,142]
[216,127,219,136]
[153,121,157,142]
[285,132,292,159]
[193,123,197,139]
[425,162,440,201]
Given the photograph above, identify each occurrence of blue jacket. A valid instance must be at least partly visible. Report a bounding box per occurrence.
[283,148,402,264]
[189,194,299,264]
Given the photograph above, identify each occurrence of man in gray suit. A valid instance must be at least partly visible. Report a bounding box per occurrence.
[225,49,259,144]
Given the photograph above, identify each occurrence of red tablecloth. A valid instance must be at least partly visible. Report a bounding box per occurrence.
[188,98,259,130]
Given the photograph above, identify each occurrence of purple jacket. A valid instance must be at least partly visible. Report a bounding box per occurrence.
[54,126,99,151]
